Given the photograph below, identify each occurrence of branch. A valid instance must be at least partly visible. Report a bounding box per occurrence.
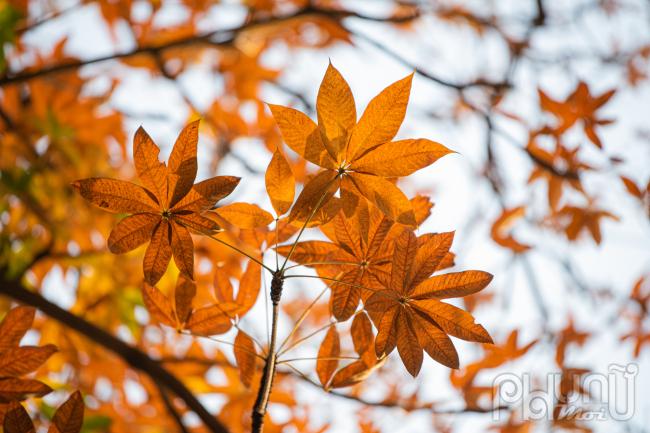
[348,29,511,91]
[0,276,230,433]
[0,5,419,87]
[155,383,191,433]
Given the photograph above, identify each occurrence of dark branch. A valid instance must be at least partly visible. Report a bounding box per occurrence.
[0,6,419,87]
[0,276,230,433]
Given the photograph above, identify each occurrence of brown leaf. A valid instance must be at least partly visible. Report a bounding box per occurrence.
[351,312,374,356]
[48,391,84,433]
[3,402,35,433]
[0,345,57,377]
[348,173,416,227]
[0,307,35,352]
[0,378,52,402]
[395,311,422,377]
[143,220,173,285]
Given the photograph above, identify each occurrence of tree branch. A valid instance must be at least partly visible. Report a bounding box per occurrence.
[0,276,230,433]
[0,5,419,87]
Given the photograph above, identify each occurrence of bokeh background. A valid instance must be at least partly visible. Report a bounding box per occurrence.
[1,0,649,432]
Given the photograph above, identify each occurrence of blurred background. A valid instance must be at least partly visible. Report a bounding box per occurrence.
[0,0,649,432]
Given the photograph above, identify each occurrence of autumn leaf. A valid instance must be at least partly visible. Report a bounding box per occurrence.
[216,203,274,229]
[270,63,452,227]
[234,330,257,388]
[490,207,531,253]
[265,149,295,216]
[48,391,84,433]
[316,326,340,388]
[3,401,35,433]
[0,306,35,352]
[365,230,492,375]
[539,82,615,148]
[73,121,240,284]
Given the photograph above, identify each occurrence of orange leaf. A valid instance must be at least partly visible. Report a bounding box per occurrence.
[107,213,160,254]
[142,283,176,328]
[133,126,168,206]
[143,220,173,285]
[174,274,196,325]
[265,149,295,216]
[235,260,261,315]
[411,271,493,300]
[351,312,374,356]
[167,120,199,207]
[348,73,413,160]
[348,173,416,227]
[395,311,422,377]
[289,170,340,226]
[234,331,257,388]
[185,303,237,336]
[170,220,194,279]
[317,63,356,160]
[268,104,337,170]
[173,176,240,212]
[216,203,274,229]
[72,178,158,214]
[352,139,453,177]
[316,326,340,388]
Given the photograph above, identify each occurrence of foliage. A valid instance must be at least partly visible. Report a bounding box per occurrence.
[0,1,648,433]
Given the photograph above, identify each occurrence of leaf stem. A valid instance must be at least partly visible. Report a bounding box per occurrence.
[278,321,337,357]
[277,286,328,354]
[201,231,274,273]
[277,356,358,365]
[279,175,339,272]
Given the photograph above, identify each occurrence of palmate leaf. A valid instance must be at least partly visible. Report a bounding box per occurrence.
[365,230,493,376]
[74,121,240,284]
[270,63,452,228]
